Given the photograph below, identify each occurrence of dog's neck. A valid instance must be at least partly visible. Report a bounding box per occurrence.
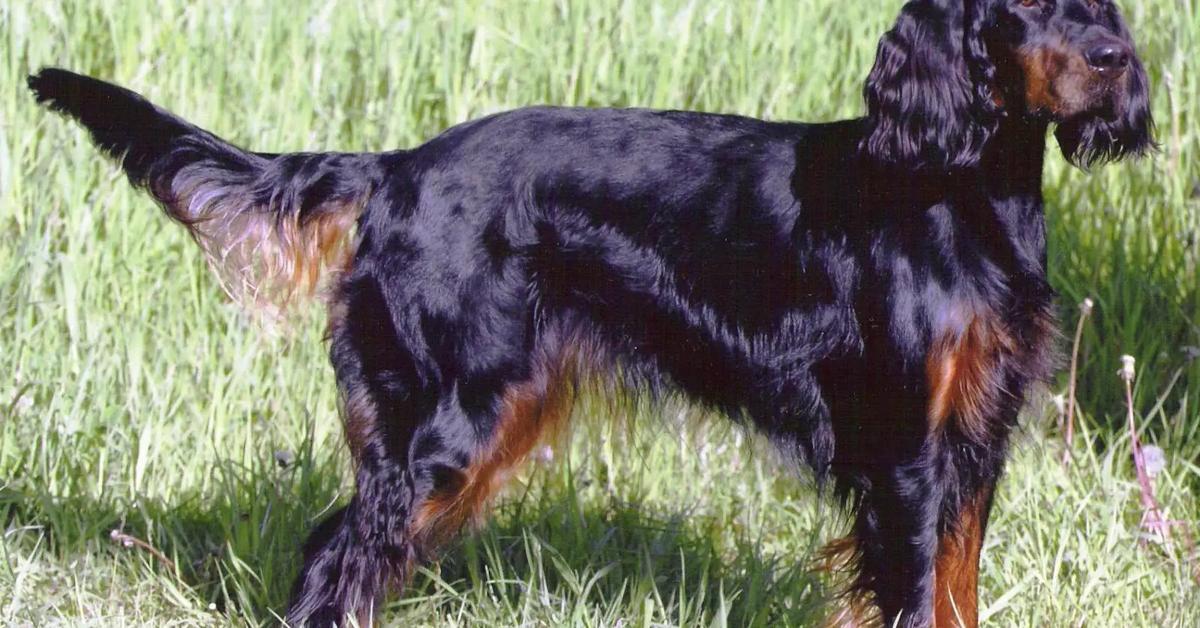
[980,115,1051,197]
[971,115,1053,280]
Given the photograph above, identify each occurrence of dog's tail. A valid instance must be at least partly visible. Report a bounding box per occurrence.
[28,67,381,307]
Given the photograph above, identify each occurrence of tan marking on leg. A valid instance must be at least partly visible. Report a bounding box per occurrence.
[409,345,584,546]
[933,490,991,628]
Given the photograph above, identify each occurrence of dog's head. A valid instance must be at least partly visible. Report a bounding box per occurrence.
[861,0,1153,170]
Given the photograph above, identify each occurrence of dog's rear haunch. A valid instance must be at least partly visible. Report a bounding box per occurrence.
[30,0,1151,626]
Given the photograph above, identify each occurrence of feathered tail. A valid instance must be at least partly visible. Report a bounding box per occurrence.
[28,67,380,306]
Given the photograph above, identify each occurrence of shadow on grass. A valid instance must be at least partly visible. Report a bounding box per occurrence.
[1,433,833,627]
[396,472,832,627]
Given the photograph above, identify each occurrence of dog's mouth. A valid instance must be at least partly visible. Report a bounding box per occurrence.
[1078,73,1130,116]
[1024,76,1133,131]
[1052,99,1114,132]
[1052,84,1140,166]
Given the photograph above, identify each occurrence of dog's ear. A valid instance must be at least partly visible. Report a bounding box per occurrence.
[1055,5,1155,168]
[861,0,997,170]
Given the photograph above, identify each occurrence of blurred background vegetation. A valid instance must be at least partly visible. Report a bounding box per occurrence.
[1,0,1197,625]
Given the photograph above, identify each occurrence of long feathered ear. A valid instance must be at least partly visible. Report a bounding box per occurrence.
[861,0,998,170]
[1055,6,1155,168]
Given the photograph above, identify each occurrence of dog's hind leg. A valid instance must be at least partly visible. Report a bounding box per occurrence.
[286,272,574,626]
[284,274,433,626]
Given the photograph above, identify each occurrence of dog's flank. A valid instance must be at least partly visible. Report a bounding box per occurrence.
[27,68,380,305]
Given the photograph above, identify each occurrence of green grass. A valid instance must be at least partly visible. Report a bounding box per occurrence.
[2,0,1198,625]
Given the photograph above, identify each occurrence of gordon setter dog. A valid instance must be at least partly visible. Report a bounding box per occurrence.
[29,0,1151,625]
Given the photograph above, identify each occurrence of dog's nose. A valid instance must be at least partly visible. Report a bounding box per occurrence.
[1085,43,1130,78]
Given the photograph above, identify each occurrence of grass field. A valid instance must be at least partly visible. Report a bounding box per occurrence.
[2,0,1199,625]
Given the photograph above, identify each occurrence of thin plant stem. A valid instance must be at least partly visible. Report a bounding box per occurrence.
[110,529,179,575]
[1062,298,1093,465]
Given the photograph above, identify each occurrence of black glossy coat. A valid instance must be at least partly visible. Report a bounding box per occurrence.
[27,0,1151,625]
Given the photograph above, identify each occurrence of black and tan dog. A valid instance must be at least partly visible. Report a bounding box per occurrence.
[29,0,1151,625]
